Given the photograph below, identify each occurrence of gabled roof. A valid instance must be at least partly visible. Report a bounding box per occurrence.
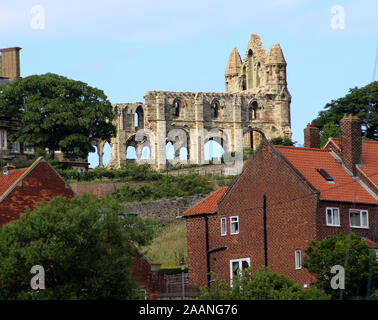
[326,138,378,189]
[183,187,228,217]
[0,157,70,203]
[275,146,377,204]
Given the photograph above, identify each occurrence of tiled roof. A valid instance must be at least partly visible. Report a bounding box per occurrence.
[0,168,28,197]
[327,138,378,188]
[363,237,378,249]
[183,187,228,217]
[359,141,378,188]
[356,140,375,185]
[275,146,377,204]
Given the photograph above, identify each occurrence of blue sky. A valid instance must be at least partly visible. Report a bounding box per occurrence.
[1,0,377,167]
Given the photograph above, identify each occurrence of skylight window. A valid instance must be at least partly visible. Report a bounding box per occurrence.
[316,169,334,183]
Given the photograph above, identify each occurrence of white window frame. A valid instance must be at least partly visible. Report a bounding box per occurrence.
[0,129,7,150]
[230,216,239,235]
[349,209,369,229]
[220,217,227,236]
[229,257,250,285]
[295,250,302,270]
[326,207,340,227]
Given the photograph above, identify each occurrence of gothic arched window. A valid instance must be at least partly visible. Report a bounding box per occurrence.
[249,101,258,121]
[212,100,219,119]
[135,105,144,128]
[173,100,180,117]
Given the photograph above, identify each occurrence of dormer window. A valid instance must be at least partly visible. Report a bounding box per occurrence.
[316,169,334,183]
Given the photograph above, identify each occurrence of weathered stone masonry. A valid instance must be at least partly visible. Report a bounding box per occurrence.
[99,34,292,173]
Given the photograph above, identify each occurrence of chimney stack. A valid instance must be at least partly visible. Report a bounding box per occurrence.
[304,123,320,148]
[340,115,362,175]
[0,47,21,79]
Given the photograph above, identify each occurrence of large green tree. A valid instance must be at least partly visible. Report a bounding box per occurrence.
[303,233,378,299]
[0,194,159,299]
[313,81,378,143]
[0,73,116,159]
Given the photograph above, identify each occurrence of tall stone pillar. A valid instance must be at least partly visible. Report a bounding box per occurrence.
[233,95,243,155]
[107,112,124,169]
[155,95,167,170]
[190,94,204,165]
[230,95,244,175]
[95,140,106,168]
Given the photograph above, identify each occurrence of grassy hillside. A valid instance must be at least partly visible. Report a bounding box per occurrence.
[144,222,187,267]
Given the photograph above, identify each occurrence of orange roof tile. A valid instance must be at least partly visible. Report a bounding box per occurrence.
[0,168,27,197]
[183,187,228,217]
[363,237,378,249]
[275,146,377,204]
[358,141,378,188]
[328,138,378,188]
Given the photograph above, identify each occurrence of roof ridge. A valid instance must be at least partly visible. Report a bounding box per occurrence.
[183,186,228,216]
[275,145,331,152]
[0,157,44,203]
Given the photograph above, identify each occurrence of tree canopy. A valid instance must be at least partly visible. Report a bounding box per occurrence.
[303,233,378,299]
[269,136,295,146]
[200,267,330,300]
[0,194,160,299]
[313,81,378,143]
[0,73,116,159]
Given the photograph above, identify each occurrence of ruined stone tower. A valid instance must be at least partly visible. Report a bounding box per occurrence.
[100,34,292,173]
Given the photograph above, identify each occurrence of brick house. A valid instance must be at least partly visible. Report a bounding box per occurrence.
[0,156,163,298]
[184,115,377,289]
[0,156,74,226]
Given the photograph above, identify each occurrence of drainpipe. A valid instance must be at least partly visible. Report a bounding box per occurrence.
[263,194,268,267]
[204,213,227,288]
[205,215,211,288]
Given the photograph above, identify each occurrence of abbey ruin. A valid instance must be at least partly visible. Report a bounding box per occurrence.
[98,34,292,173]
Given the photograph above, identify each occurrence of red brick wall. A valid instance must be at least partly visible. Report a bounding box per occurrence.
[304,124,320,148]
[186,215,208,288]
[70,182,126,199]
[0,161,74,226]
[340,116,362,175]
[131,255,158,299]
[188,140,320,288]
[187,139,377,289]
[316,201,376,240]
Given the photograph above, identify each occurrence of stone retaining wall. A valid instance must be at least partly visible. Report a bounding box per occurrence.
[123,194,207,223]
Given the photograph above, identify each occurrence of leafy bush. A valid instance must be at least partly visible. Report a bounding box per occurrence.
[303,233,378,299]
[108,173,213,203]
[0,194,159,299]
[269,136,295,146]
[58,163,162,182]
[199,267,330,300]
